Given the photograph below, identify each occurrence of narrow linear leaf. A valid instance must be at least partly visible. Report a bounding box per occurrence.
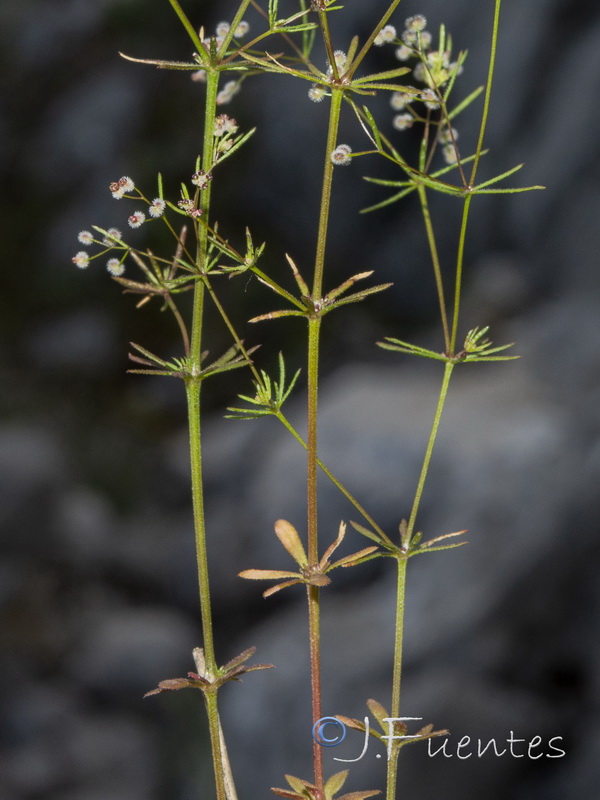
[324,283,392,312]
[470,185,546,195]
[263,580,303,597]
[238,569,301,580]
[448,85,484,119]
[349,520,396,549]
[275,519,308,567]
[220,646,257,673]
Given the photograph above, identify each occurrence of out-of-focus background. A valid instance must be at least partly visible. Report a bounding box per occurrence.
[2,1,600,798]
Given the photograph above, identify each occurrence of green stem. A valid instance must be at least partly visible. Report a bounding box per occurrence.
[306,316,323,794]
[385,555,407,800]
[347,0,405,78]
[386,362,454,800]
[469,0,503,187]
[451,0,502,353]
[275,412,389,543]
[306,84,344,797]
[390,558,408,718]
[417,185,450,353]
[167,0,205,55]
[185,68,230,800]
[312,87,343,298]
[406,361,454,539]
[449,195,472,354]
[218,0,253,57]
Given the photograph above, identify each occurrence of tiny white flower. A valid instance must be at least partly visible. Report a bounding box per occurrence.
[374,25,396,46]
[215,21,230,38]
[333,50,347,70]
[102,227,122,245]
[395,44,412,61]
[107,258,125,276]
[217,138,234,153]
[442,144,458,165]
[308,84,327,103]
[391,91,416,111]
[438,126,459,144]
[78,230,94,245]
[128,211,145,228]
[149,198,166,218]
[420,88,440,109]
[216,89,233,106]
[234,20,249,38]
[413,62,426,82]
[191,170,212,189]
[191,70,207,83]
[419,31,432,49]
[330,144,352,166]
[72,251,90,269]
[214,114,238,136]
[392,113,414,131]
[405,14,427,32]
[216,81,240,106]
[109,176,135,199]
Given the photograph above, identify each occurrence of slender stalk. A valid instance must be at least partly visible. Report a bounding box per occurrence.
[306,316,323,795]
[385,555,407,800]
[306,84,344,797]
[185,67,229,800]
[307,582,324,794]
[167,0,205,54]
[202,275,389,541]
[449,195,472,354]
[390,557,408,720]
[406,361,454,539]
[469,0,503,187]
[312,88,343,298]
[417,185,450,352]
[347,0,405,78]
[451,0,502,352]
[275,412,389,542]
[386,362,454,800]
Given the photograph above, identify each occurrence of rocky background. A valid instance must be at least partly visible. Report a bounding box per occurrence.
[2,0,600,798]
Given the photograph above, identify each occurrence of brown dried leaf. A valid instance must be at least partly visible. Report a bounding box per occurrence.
[238,569,301,580]
[263,579,303,597]
[275,519,308,566]
[366,698,390,729]
[220,646,256,674]
[319,521,347,568]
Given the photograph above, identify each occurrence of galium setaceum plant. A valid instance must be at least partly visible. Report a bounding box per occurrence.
[71,2,542,800]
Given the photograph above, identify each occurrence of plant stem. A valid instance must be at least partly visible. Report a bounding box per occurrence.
[275,412,389,543]
[385,555,407,800]
[386,361,454,800]
[185,67,229,800]
[348,0,405,78]
[451,0,502,352]
[449,195,471,354]
[312,87,343,299]
[406,361,454,539]
[306,85,344,796]
[417,184,450,353]
[469,0,503,187]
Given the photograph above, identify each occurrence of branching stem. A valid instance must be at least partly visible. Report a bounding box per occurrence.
[185,65,229,800]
